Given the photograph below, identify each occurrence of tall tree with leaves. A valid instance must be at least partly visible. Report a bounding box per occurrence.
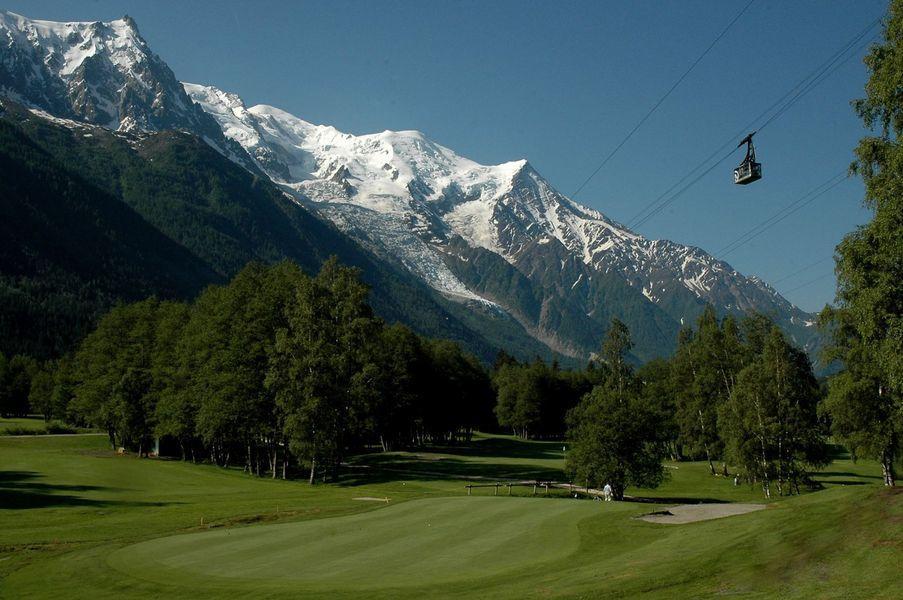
[637,358,680,459]
[421,338,492,443]
[671,307,743,474]
[720,325,828,498]
[821,2,903,487]
[353,323,426,451]
[268,258,379,483]
[0,354,37,417]
[494,361,545,439]
[27,363,56,421]
[69,299,159,449]
[565,319,667,500]
[151,301,195,461]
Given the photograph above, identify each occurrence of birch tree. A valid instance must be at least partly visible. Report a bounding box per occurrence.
[820,0,903,487]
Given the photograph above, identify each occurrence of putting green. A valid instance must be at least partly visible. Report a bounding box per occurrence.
[108,496,610,591]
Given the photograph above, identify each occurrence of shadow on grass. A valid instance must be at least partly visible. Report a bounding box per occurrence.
[338,435,567,487]
[813,480,869,486]
[421,436,565,461]
[0,470,179,510]
[624,495,731,505]
[815,471,882,480]
[337,457,564,487]
[339,439,567,486]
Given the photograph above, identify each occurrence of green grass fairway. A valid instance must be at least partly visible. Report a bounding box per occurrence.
[0,416,83,435]
[108,497,609,591]
[2,434,901,598]
[0,417,43,432]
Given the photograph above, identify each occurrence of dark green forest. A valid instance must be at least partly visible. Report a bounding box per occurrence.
[2,259,833,498]
[8,260,494,483]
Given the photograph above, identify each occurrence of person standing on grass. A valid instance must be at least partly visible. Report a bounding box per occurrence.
[603,483,613,501]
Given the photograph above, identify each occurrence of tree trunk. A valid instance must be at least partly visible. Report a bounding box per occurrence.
[308,457,316,485]
[697,410,716,476]
[882,451,896,487]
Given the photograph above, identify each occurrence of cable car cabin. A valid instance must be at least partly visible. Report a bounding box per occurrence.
[734,160,762,184]
[733,132,762,185]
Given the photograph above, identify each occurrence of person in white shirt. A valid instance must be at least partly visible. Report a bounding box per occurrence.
[602,483,613,501]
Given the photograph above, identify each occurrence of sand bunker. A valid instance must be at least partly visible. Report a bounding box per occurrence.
[639,503,766,524]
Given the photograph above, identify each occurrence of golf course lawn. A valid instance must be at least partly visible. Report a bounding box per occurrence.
[1,434,900,598]
[108,496,609,590]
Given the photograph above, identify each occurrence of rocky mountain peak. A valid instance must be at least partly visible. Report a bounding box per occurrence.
[1,11,822,362]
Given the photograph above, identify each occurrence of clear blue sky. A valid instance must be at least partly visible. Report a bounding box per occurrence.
[6,0,888,312]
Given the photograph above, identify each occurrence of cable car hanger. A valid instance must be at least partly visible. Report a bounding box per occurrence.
[734,131,762,185]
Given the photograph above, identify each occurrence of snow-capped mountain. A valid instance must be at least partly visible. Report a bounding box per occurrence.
[0,10,251,165]
[0,11,819,361]
[185,82,818,358]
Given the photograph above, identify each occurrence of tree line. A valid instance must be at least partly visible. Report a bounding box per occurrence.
[494,307,829,499]
[490,3,903,497]
[16,259,493,482]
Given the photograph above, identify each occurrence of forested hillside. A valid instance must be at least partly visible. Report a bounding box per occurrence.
[0,102,559,362]
[0,116,219,357]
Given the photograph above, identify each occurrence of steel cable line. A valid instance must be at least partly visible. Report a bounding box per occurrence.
[771,256,833,285]
[570,0,756,199]
[630,148,737,230]
[757,31,880,133]
[625,17,880,230]
[782,271,834,294]
[717,171,848,257]
[628,24,877,230]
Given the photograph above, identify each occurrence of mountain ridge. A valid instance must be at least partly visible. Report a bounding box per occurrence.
[0,97,562,363]
[0,11,822,363]
[184,80,819,361]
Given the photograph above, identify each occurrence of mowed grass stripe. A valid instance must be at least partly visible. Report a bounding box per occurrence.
[108,496,608,588]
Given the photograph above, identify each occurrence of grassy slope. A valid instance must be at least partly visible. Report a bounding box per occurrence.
[0,417,46,433]
[0,434,899,599]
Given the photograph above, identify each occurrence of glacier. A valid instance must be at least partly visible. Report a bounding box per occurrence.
[0,9,820,360]
[184,81,808,326]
